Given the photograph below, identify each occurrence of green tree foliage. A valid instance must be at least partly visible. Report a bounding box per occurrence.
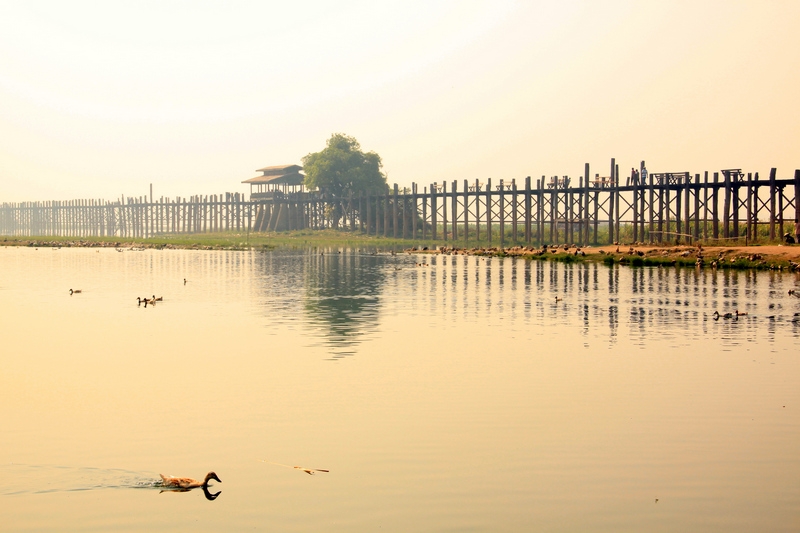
[302,133,388,198]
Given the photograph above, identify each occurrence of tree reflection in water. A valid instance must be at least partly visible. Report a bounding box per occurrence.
[302,249,386,358]
[254,248,388,358]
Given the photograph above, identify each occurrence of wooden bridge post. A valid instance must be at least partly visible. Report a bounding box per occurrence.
[383,188,389,237]
[581,163,589,246]
[692,174,700,242]
[712,173,719,239]
[499,179,505,248]
[550,177,556,244]
[608,158,615,245]
[779,183,785,239]
[592,182,599,245]
[564,180,570,244]
[524,176,531,244]
[733,178,740,240]
[723,171,731,239]
[632,173,639,242]
[683,173,690,243]
[474,178,481,242]
[393,184,399,238]
[440,181,447,242]
[648,168,655,243]
[430,184,437,241]
[464,179,470,245]
[746,173,753,242]
[702,172,708,240]
[659,181,666,243]
[675,179,682,243]
[614,165,620,243]
[451,180,458,241]
[486,179,492,245]
[769,167,777,241]
[794,169,800,242]
[512,179,518,245]
[412,184,418,239]
[421,186,427,240]
[401,189,408,239]
[538,177,545,245]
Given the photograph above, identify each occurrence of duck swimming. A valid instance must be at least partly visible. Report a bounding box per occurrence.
[69,289,82,295]
[713,311,734,319]
[160,471,221,489]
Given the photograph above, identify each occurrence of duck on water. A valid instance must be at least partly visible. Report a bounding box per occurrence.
[159,471,221,490]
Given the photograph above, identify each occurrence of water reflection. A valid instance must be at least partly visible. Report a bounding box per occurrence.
[389,254,800,353]
[2,247,799,531]
[253,249,388,358]
[159,486,221,501]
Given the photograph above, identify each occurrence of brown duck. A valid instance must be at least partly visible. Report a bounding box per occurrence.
[159,471,221,489]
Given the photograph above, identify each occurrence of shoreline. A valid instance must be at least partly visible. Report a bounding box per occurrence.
[415,243,800,271]
[3,233,800,271]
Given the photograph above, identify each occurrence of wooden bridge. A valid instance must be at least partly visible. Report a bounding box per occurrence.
[2,161,798,246]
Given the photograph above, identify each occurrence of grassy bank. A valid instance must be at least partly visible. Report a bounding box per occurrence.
[0,230,420,250]
[3,231,799,271]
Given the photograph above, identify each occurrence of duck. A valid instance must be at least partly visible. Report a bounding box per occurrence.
[554,296,562,302]
[735,310,748,316]
[713,311,734,319]
[789,289,799,298]
[160,471,221,490]
[152,295,163,302]
[69,289,82,295]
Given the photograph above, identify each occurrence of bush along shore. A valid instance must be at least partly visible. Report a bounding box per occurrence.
[3,233,800,271]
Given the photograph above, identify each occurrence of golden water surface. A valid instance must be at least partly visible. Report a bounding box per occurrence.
[1,246,799,532]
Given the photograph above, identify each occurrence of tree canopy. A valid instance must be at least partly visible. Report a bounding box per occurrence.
[302,134,387,197]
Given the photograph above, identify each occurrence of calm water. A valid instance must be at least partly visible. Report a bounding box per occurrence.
[1,245,799,532]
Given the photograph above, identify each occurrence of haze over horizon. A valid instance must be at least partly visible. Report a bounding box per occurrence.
[1,0,798,203]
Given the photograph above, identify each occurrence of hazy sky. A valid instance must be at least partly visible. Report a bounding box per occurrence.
[1,0,798,202]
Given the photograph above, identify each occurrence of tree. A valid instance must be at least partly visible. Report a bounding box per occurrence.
[303,134,387,195]
[302,133,388,229]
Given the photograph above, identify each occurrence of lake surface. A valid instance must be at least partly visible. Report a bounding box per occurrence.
[1,245,799,532]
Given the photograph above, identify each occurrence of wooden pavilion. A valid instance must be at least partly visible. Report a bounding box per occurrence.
[243,164,306,199]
